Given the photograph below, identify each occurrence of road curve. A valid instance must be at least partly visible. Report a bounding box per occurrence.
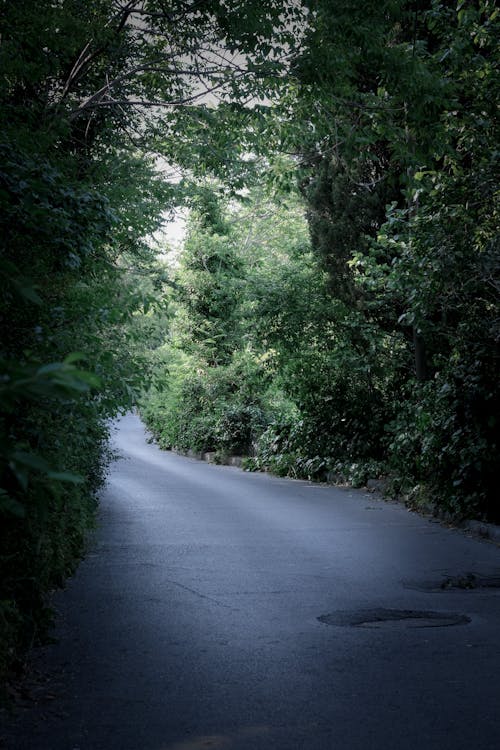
[2,413,500,750]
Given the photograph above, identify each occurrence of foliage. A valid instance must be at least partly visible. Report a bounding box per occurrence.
[140,190,306,455]
[2,0,498,693]
[1,0,308,686]
[0,138,157,686]
[143,349,270,454]
[0,0,316,689]
[271,0,500,519]
[145,0,498,525]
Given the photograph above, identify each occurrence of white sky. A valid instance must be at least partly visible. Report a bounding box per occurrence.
[162,209,187,247]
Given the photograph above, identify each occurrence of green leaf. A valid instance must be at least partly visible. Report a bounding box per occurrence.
[70,369,101,388]
[10,451,50,472]
[0,490,26,518]
[36,362,65,376]
[47,471,84,484]
[64,352,87,365]
[16,283,42,305]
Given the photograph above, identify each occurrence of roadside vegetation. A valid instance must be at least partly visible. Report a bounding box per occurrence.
[1,0,498,692]
[142,0,499,524]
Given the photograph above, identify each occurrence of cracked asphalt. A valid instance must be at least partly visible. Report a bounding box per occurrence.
[2,412,500,750]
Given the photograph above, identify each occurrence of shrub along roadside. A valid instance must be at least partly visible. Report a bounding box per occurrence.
[0,91,164,699]
[141,180,498,524]
[141,349,273,457]
[0,360,112,692]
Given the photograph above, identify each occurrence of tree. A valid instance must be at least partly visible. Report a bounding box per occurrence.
[278,0,499,515]
[142,0,499,517]
[0,0,307,683]
[140,186,309,454]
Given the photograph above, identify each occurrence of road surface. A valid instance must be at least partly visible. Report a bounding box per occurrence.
[2,413,500,749]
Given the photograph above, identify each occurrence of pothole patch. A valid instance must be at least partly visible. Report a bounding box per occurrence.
[403,573,500,592]
[318,608,470,629]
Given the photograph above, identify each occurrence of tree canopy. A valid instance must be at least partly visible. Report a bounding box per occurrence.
[0,0,305,685]
[1,0,499,688]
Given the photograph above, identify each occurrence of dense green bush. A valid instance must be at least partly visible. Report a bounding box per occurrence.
[387,369,498,521]
[142,351,271,455]
[248,413,385,486]
[0,402,110,679]
[0,0,168,687]
[145,4,498,524]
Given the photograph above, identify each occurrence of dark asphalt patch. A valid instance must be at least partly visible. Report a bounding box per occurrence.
[403,573,500,592]
[318,608,471,629]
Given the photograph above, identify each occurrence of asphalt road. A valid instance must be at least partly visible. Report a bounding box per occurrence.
[2,413,500,750]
